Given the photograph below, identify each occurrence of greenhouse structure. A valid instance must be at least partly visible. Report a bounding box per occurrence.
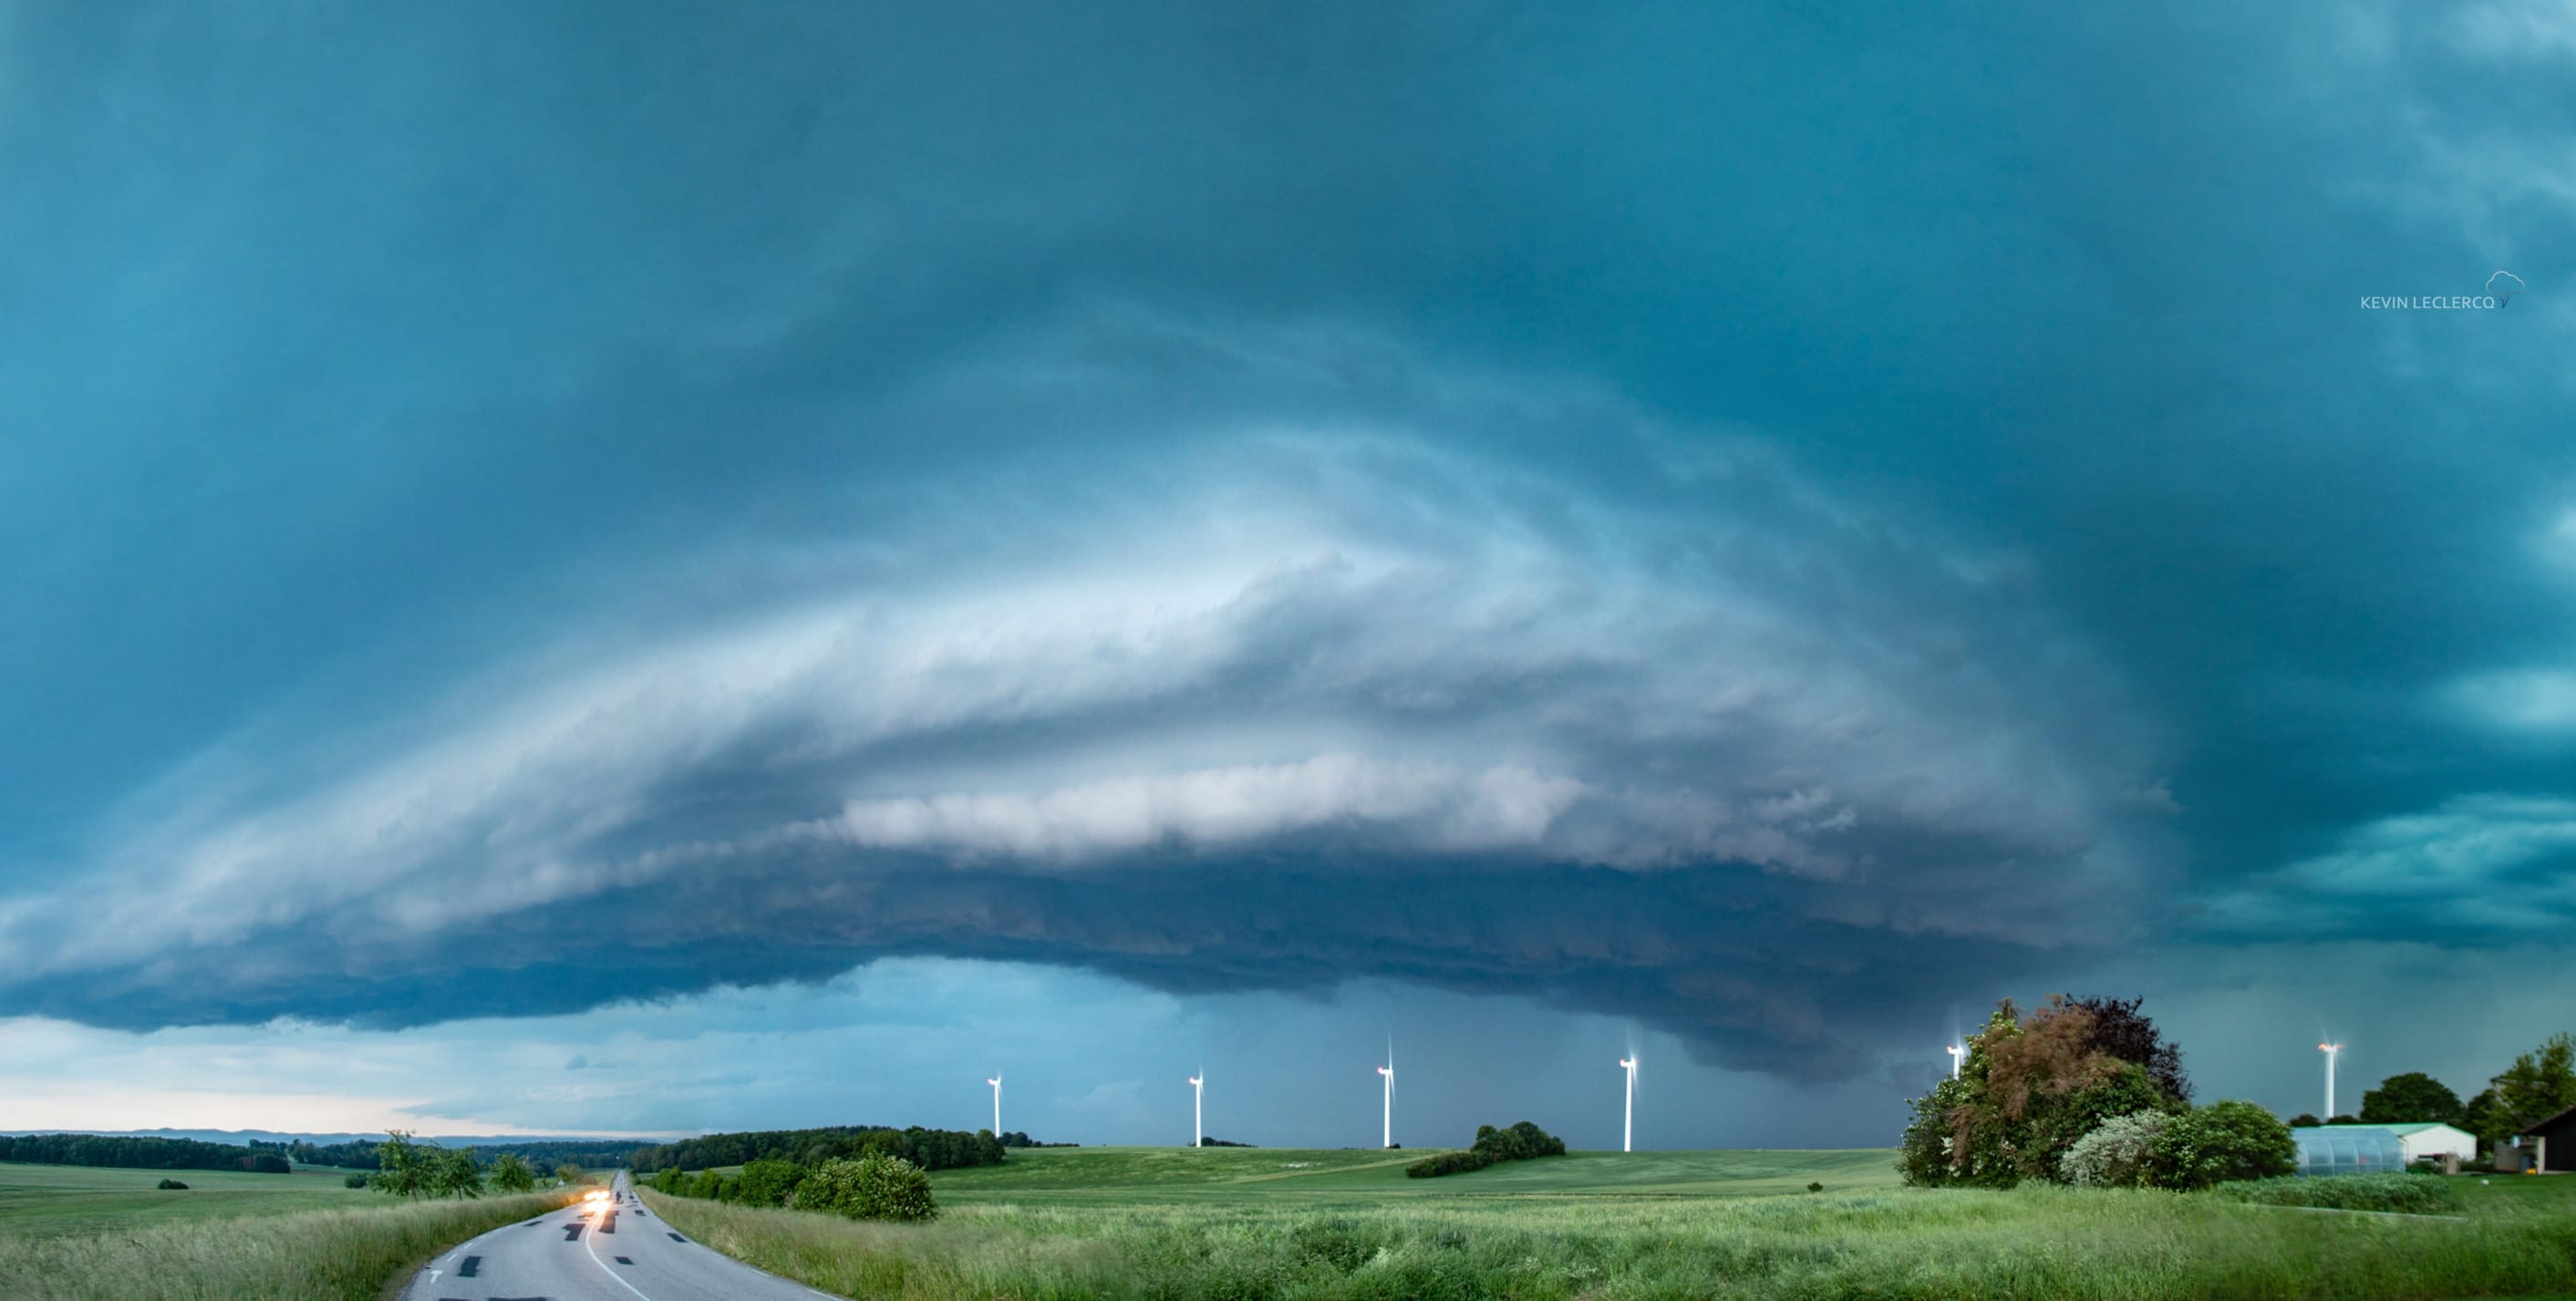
[2289,1125,2409,1177]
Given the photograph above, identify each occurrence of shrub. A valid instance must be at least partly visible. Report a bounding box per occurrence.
[2213,1172,2463,1214]
[1407,1120,1568,1178]
[1406,1151,1495,1178]
[1806,1182,1824,1193]
[2150,1100,2296,1190]
[788,1154,936,1222]
[156,1178,188,1190]
[2061,1110,2168,1187]
[734,1159,809,1207]
[687,1168,725,1200]
[343,1173,367,1188]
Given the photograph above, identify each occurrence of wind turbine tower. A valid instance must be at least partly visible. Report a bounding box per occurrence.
[1189,1070,1204,1148]
[1376,1040,1394,1149]
[987,1074,1002,1137]
[1619,1057,1637,1153]
[2318,1043,2343,1120]
[1946,1044,1962,1081]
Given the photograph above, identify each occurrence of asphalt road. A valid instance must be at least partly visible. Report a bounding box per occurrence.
[398,1172,835,1301]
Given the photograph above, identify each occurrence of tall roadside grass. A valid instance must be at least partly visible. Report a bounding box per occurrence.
[0,1191,571,1301]
[644,1183,2576,1301]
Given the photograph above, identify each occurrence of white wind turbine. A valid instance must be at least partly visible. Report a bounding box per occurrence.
[1619,1055,1638,1153]
[1377,1038,1395,1149]
[1189,1069,1205,1148]
[987,1074,1003,1137]
[2318,1043,2343,1120]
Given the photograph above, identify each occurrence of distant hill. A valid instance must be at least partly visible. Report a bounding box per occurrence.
[0,1130,653,1172]
[0,1128,672,1148]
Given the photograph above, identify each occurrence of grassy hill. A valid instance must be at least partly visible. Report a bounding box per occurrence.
[0,1161,372,1240]
[926,1146,1903,1202]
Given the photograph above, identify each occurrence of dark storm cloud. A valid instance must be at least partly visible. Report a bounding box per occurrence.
[4,0,2575,1091]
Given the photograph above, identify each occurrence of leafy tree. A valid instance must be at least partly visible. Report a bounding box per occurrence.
[429,1147,483,1199]
[554,1163,583,1186]
[489,1152,538,1193]
[370,1131,432,1198]
[2149,1100,2296,1190]
[790,1154,936,1221]
[2286,1113,2321,1128]
[1899,996,2184,1188]
[2070,996,2192,1104]
[2359,1072,2465,1125]
[2492,1033,2576,1136]
[2463,1089,2509,1145]
[688,1169,725,1200]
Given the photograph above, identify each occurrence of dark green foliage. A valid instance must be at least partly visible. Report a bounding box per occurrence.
[1473,1121,1567,1161]
[1197,1136,1255,1147]
[2069,995,2192,1104]
[2463,1089,2508,1144]
[788,1154,937,1221]
[2359,1072,2465,1125]
[1406,1121,1566,1177]
[1805,1182,1823,1192]
[2286,1113,2321,1128]
[0,1133,303,1174]
[734,1159,809,1206]
[370,1131,485,1199]
[155,1178,188,1190]
[2149,1100,2296,1190]
[2491,1033,2576,1136]
[997,1131,1081,1148]
[629,1124,1005,1173]
[2212,1172,2463,1214]
[1405,1150,1495,1178]
[688,1168,725,1200]
[344,1172,368,1188]
[487,1151,538,1193]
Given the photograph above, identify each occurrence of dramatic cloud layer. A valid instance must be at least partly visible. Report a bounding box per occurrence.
[2,1,2573,1134]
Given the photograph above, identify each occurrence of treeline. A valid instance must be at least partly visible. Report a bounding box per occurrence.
[1407,1121,1566,1178]
[998,1131,1078,1148]
[629,1125,1006,1173]
[0,1133,294,1173]
[268,1137,635,1172]
[647,1154,936,1221]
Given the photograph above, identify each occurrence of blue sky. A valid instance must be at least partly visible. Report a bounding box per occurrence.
[2,1,2573,1146]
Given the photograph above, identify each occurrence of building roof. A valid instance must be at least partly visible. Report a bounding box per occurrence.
[2522,1103,2576,1136]
[2379,1123,2471,1137]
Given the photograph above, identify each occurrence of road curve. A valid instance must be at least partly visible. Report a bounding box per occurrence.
[398,1171,836,1301]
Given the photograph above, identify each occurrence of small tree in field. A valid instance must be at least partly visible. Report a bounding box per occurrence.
[489,1152,538,1193]
[429,1147,484,1199]
[370,1131,430,1197]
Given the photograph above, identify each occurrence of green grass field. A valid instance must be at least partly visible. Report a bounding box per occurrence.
[645,1148,2576,1301]
[0,1161,374,1239]
[0,1170,573,1301]
[923,1145,1903,1201]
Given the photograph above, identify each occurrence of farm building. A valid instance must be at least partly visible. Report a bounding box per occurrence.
[2379,1122,2476,1164]
[2522,1104,2576,1173]
[2289,1126,2406,1177]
